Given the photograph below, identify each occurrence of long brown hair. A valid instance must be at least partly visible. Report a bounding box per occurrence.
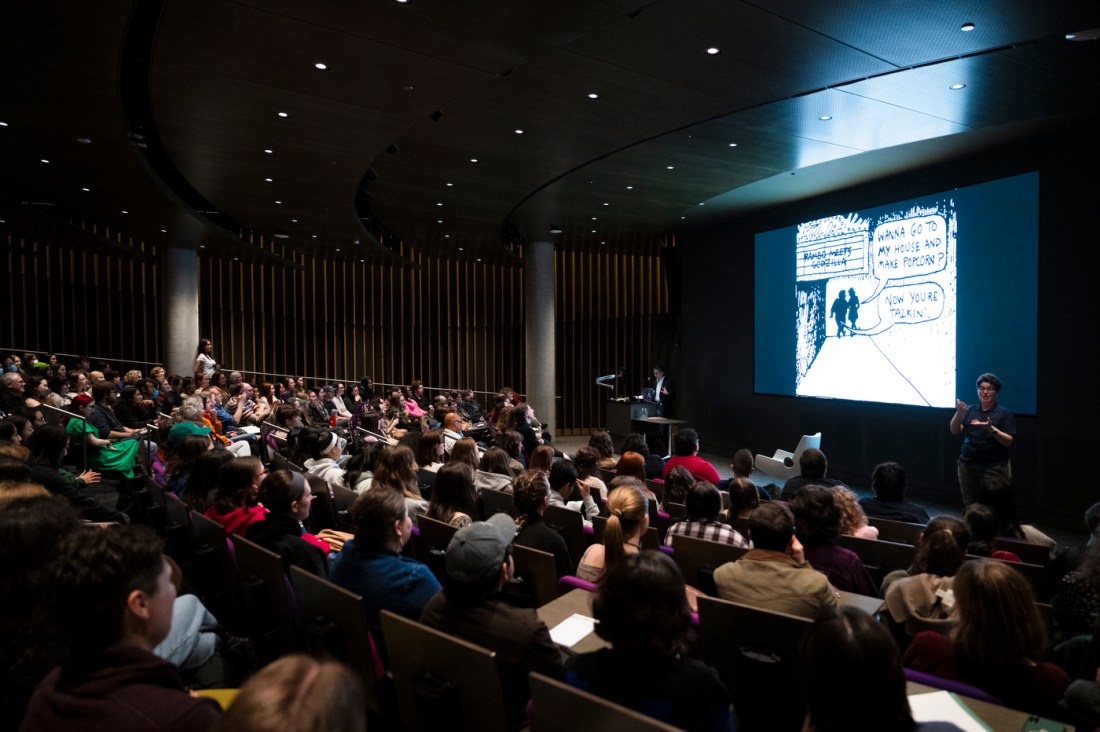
[953,558,1047,666]
[372,445,421,498]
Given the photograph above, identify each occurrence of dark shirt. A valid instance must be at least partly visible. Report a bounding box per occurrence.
[515,515,573,578]
[565,648,735,732]
[420,591,564,731]
[778,475,847,501]
[858,496,930,524]
[245,514,328,577]
[802,542,876,596]
[88,404,123,439]
[28,463,126,524]
[959,402,1015,466]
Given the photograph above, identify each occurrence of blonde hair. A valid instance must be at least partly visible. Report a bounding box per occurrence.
[833,486,869,535]
[604,482,648,568]
[0,481,50,510]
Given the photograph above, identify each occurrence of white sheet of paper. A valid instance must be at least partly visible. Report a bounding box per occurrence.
[908,691,992,732]
[549,613,597,647]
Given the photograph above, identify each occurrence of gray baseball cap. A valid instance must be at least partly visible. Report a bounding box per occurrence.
[445,513,518,585]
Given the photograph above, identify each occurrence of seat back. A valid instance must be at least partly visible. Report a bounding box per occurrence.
[837,534,916,585]
[508,544,560,608]
[231,535,299,662]
[543,504,588,573]
[591,516,659,550]
[670,534,749,595]
[480,487,515,519]
[415,514,459,585]
[665,501,688,520]
[697,595,811,731]
[867,516,925,545]
[289,565,381,711]
[528,672,682,731]
[992,537,1050,567]
[162,492,195,565]
[189,511,241,626]
[381,610,508,732]
[330,483,358,532]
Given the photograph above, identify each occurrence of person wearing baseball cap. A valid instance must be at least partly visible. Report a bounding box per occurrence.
[419,513,564,730]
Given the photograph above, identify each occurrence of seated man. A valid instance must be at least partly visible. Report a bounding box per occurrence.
[548,460,600,524]
[420,513,564,731]
[21,524,222,730]
[321,385,351,428]
[663,428,720,485]
[440,411,466,455]
[778,448,849,500]
[858,461,930,524]
[713,503,839,619]
[663,480,747,548]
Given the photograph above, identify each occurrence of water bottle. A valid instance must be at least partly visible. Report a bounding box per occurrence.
[329,410,337,428]
[640,407,648,419]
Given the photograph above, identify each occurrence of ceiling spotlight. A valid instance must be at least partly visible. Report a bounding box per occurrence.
[77,137,91,144]
[161,229,167,233]
[514,129,524,135]
[469,158,478,163]
[273,233,289,239]
[0,121,8,126]
[819,115,833,121]
[728,143,738,147]
[602,202,609,206]
[265,178,273,182]
[950,83,966,90]
[626,185,633,190]
[40,158,49,164]
[588,92,599,99]
[591,217,597,221]
[312,234,318,238]
[960,22,975,32]
[436,202,443,206]
[549,227,562,234]
[437,219,443,223]
[666,165,674,170]
[446,182,453,187]
[402,85,414,91]
[81,187,90,192]
[291,219,298,223]
[444,234,451,238]
[458,247,464,251]
[277,112,288,118]
[264,148,273,154]
[275,200,282,205]
[336,248,341,252]
[315,62,328,70]
[121,210,128,214]
[706,47,721,55]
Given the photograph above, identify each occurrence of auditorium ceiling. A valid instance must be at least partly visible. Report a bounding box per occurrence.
[1,0,1098,265]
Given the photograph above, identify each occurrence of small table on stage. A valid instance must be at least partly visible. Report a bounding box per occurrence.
[641,417,687,457]
[605,400,686,453]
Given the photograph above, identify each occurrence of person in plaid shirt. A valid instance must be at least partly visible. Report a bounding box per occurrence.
[663,480,748,548]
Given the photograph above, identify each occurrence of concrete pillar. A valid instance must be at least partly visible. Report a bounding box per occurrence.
[161,247,200,377]
[524,240,556,430]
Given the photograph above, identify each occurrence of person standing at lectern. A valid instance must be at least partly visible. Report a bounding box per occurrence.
[652,364,674,418]
[950,372,1015,507]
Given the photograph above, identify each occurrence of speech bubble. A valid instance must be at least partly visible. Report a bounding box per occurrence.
[859,282,945,336]
[865,214,948,300]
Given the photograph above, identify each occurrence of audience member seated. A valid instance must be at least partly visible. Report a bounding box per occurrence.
[882,516,970,642]
[977,486,1058,560]
[414,430,444,473]
[661,464,694,510]
[341,442,380,495]
[588,430,617,470]
[370,445,428,518]
[512,469,573,578]
[448,437,482,474]
[1054,540,1100,640]
[441,410,466,455]
[799,607,938,732]
[498,430,526,473]
[21,525,222,730]
[903,559,1070,720]
[320,385,351,428]
[67,394,140,479]
[620,432,664,480]
[834,486,879,540]
[25,425,128,523]
[421,513,564,731]
[164,434,214,499]
[529,443,555,474]
[204,456,267,536]
[179,448,233,513]
[663,480,747,548]
[426,462,477,528]
[614,451,648,484]
[790,485,876,596]
[211,654,364,732]
[570,446,607,496]
[329,488,441,660]
[576,481,648,582]
[727,476,760,523]
[299,428,347,494]
[565,551,736,732]
[778,448,848,501]
[246,470,329,576]
[475,447,515,493]
[963,503,1022,562]
[0,372,27,417]
[548,459,600,524]
[663,428,720,485]
[858,461,931,524]
[714,502,839,619]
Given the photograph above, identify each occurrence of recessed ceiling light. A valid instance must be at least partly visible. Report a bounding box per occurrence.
[458,247,464,251]
[549,227,562,234]
[666,165,674,170]
[264,148,273,154]
[336,248,341,252]
[0,121,8,127]
[40,159,49,164]
[477,258,482,262]
[436,202,443,206]
[234,257,239,261]
[588,92,599,99]
[626,185,633,190]
[950,83,966,90]
[444,234,450,238]
[591,217,597,221]
[402,85,414,91]
[681,216,686,220]
[161,229,167,233]
[437,219,443,223]
[312,234,318,238]
[315,62,327,70]
[728,143,738,147]
[819,115,833,121]
[698,202,705,206]
[291,219,298,223]
[121,210,128,214]
[591,229,597,233]
[514,129,524,135]
[706,47,721,55]
[265,178,273,182]
[360,259,365,263]
[469,158,478,163]
[277,112,288,118]
[81,187,90,192]
[446,182,453,187]
[199,245,205,249]
[77,137,91,144]
[961,22,975,32]
[275,200,282,205]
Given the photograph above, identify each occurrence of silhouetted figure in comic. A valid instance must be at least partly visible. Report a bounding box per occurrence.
[830,290,848,337]
[847,288,860,333]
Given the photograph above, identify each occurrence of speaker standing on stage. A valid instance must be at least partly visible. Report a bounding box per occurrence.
[653,365,674,417]
[950,372,1015,507]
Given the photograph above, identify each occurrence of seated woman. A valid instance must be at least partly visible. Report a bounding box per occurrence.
[497,429,526,473]
[571,446,607,497]
[588,430,617,471]
[180,446,233,513]
[799,606,922,732]
[475,447,515,493]
[513,469,573,578]
[65,394,140,479]
[790,484,877,596]
[564,552,735,732]
[964,503,1022,562]
[204,456,267,536]
[727,476,760,523]
[425,462,477,528]
[528,444,555,475]
[661,465,695,512]
[371,445,428,518]
[414,430,444,473]
[833,486,879,540]
[246,470,329,576]
[328,488,441,655]
[163,434,213,498]
[576,482,648,583]
[978,486,1058,560]
[448,437,481,474]
[24,424,127,523]
[882,516,970,644]
[341,441,381,495]
[299,428,347,495]
[620,433,665,481]
[903,558,1071,720]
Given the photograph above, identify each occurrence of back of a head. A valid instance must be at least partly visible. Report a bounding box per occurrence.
[415,430,442,467]
[619,433,649,457]
[0,495,81,592]
[529,444,555,474]
[593,551,693,657]
[213,455,262,508]
[914,516,969,577]
[604,483,649,568]
[275,403,300,427]
[373,445,418,495]
[799,448,827,479]
[662,465,695,506]
[728,477,760,516]
[49,524,165,655]
[790,484,841,545]
[478,447,513,478]
[732,449,754,478]
[548,459,578,492]
[212,654,365,732]
[449,438,480,472]
[871,462,906,501]
[91,380,115,404]
[25,424,69,466]
[428,462,476,521]
[571,446,599,474]
[587,430,614,458]
[513,469,551,519]
[953,558,1046,666]
[976,486,1022,537]
[615,451,646,481]
[350,487,406,550]
[748,502,795,552]
[259,469,305,518]
[685,480,721,521]
[963,503,999,554]
[799,606,915,732]
[672,428,698,457]
[185,448,234,511]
